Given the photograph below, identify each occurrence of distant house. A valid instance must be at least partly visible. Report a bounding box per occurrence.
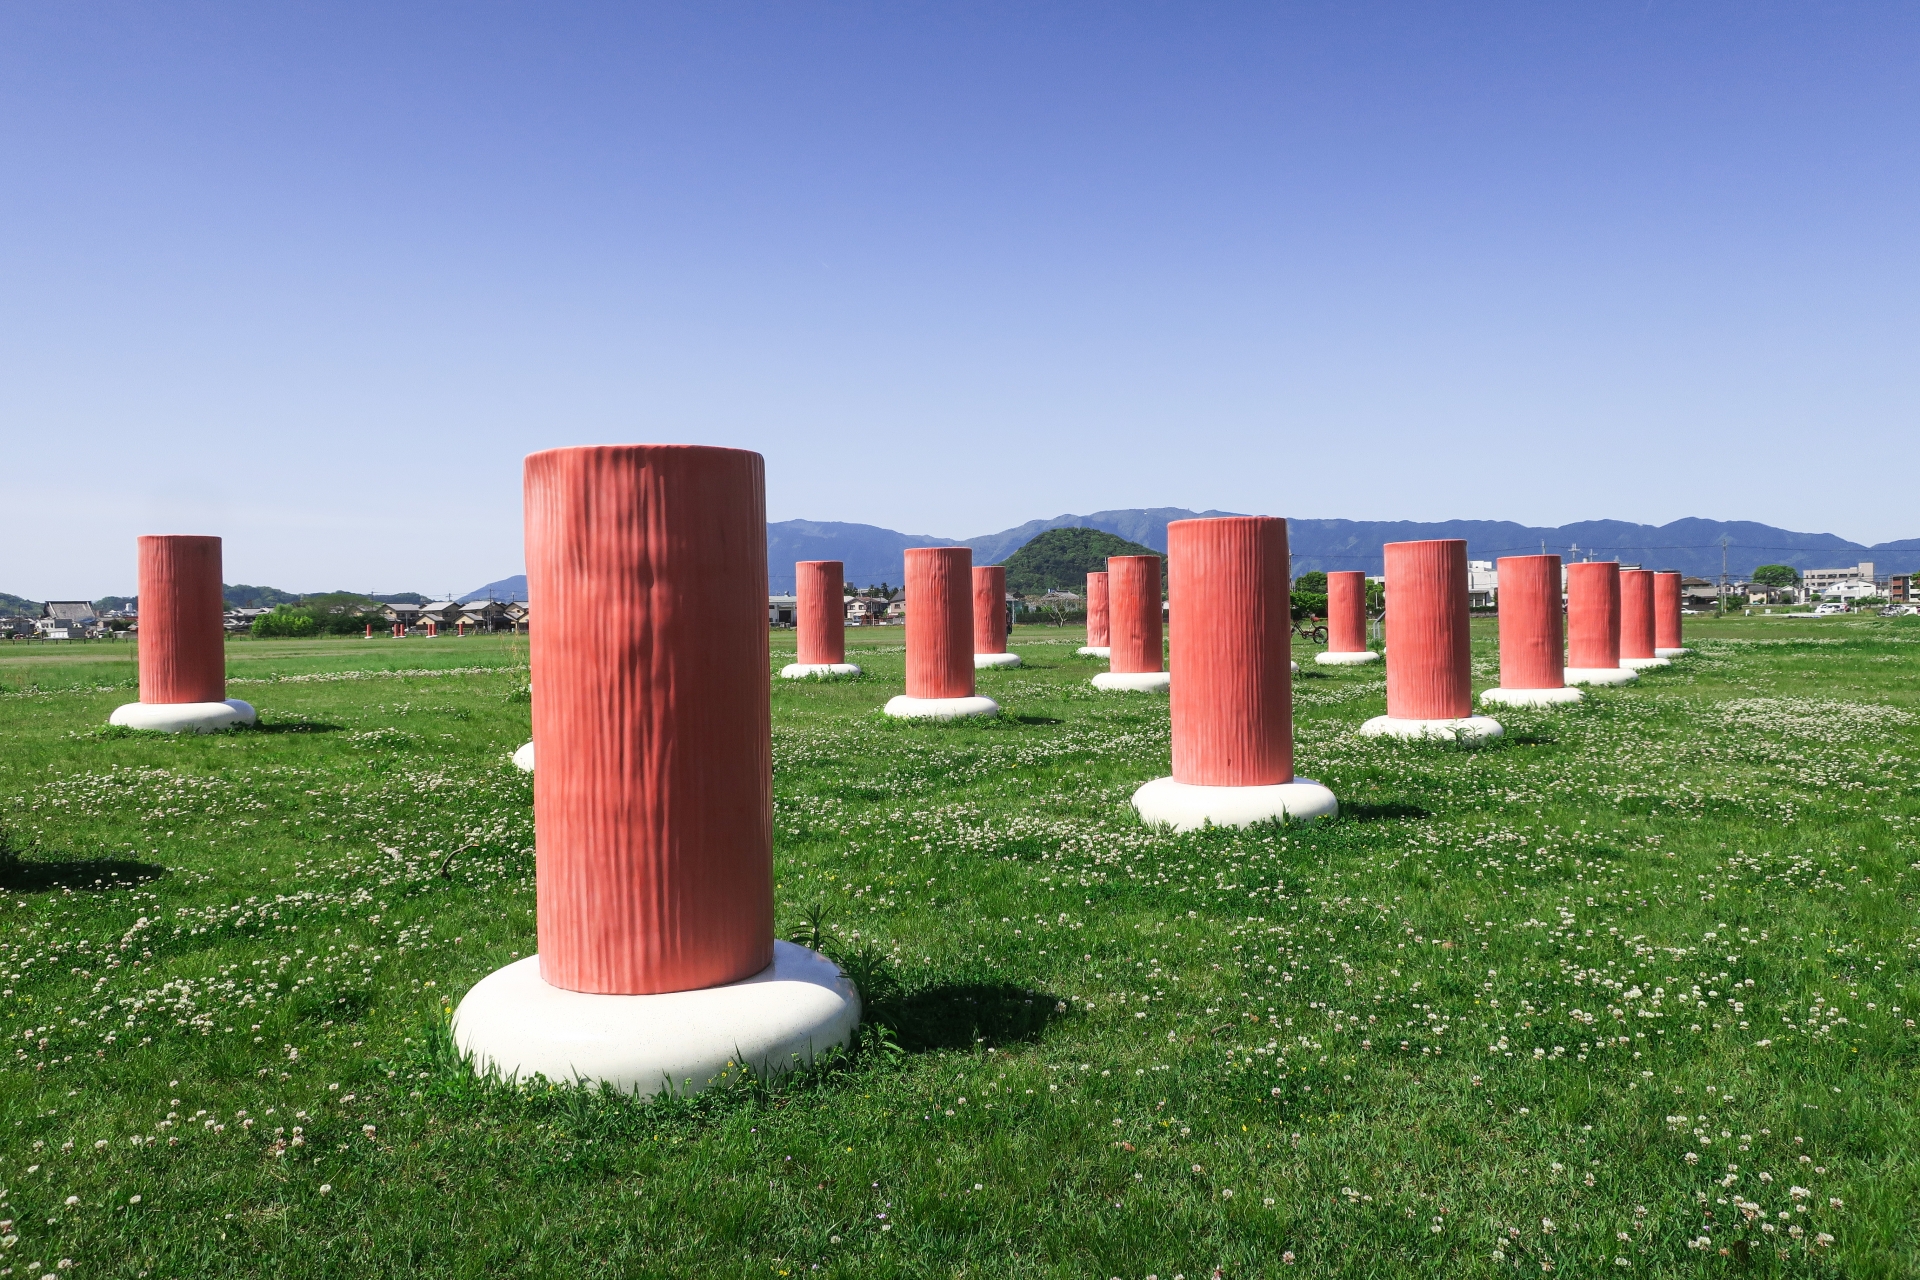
[384,601,425,629]
[0,616,36,638]
[418,601,466,630]
[769,595,797,627]
[506,601,530,633]
[38,601,98,639]
[1680,577,1718,609]
[885,589,906,622]
[461,600,516,632]
[1467,560,1497,610]
[844,596,887,626]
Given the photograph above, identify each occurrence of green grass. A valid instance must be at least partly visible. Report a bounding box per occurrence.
[1,618,1917,1277]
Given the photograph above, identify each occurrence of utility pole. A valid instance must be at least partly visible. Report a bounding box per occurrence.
[1719,536,1730,613]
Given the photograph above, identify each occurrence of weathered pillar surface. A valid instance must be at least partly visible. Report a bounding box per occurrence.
[1108,555,1164,674]
[794,560,846,665]
[1326,571,1368,653]
[1620,569,1656,660]
[1168,518,1292,786]
[1654,572,1684,650]
[137,535,227,705]
[1566,562,1622,669]
[1496,555,1564,689]
[1384,540,1472,719]
[973,565,1008,654]
[526,444,772,996]
[905,547,975,699]
[1086,572,1110,647]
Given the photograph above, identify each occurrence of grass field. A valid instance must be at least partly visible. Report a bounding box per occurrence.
[1,618,1916,1277]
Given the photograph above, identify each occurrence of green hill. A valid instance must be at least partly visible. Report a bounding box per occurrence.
[999,527,1160,596]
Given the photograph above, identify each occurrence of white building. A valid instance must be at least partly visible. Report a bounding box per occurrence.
[1467,560,1497,609]
[1803,562,1876,598]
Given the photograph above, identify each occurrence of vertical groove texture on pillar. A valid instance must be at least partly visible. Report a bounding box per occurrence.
[526,445,772,996]
[1655,572,1684,650]
[972,565,1008,654]
[794,560,845,665]
[1496,555,1564,690]
[136,535,227,705]
[1168,518,1292,786]
[1566,562,1622,670]
[1384,540,1472,719]
[1108,555,1165,674]
[1086,572,1109,647]
[1326,571,1368,653]
[905,547,975,699]
[1619,569,1655,660]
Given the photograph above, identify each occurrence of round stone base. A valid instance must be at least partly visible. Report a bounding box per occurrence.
[1480,685,1584,708]
[973,652,1022,669]
[1092,670,1171,693]
[1132,776,1339,832]
[1358,714,1504,745]
[1620,656,1671,670]
[883,694,1000,720]
[512,741,535,772]
[1564,667,1639,686]
[451,941,860,1097]
[1655,647,1691,658]
[1075,646,1111,658]
[1314,650,1380,666]
[109,699,256,734]
[780,662,863,679]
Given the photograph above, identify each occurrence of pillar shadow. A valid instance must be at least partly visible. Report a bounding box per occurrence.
[1,856,167,893]
[1337,801,1432,823]
[865,979,1066,1052]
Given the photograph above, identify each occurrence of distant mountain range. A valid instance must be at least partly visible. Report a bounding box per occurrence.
[11,513,1910,613]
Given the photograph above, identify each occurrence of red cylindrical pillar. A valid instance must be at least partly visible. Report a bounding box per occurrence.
[1383,540,1471,719]
[1168,518,1292,786]
[1655,572,1683,650]
[1326,571,1368,653]
[1086,572,1110,647]
[905,547,974,699]
[136,535,227,706]
[1109,555,1164,674]
[1566,562,1622,670]
[525,444,772,996]
[1620,569,1655,660]
[794,560,846,665]
[1496,555,1564,689]
[973,565,1008,654]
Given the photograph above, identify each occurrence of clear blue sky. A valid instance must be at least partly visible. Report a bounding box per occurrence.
[4,4,1915,598]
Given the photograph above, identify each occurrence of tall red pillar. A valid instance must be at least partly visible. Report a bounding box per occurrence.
[1383,540,1472,720]
[1620,569,1656,660]
[973,565,1008,654]
[1168,518,1292,785]
[1084,571,1110,651]
[794,560,846,665]
[136,535,228,705]
[1108,556,1164,674]
[1326,571,1367,653]
[1566,562,1624,673]
[1495,555,1564,689]
[904,547,975,699]
[1654,571,1686,653]
[525,444,773,996]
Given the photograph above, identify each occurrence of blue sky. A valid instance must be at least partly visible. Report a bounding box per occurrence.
[4,3,1915,597]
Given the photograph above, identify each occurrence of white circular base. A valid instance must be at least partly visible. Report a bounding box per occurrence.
[512,741,535,772]
[1291,661,1298,673]
[973,652,1022,669]
[1076,646,1111,658]
[1480,685,1584,708]
[451,941,859,1097]
[1092,670,1171,693]
[1132,776,1339,832]
[1620,656,1671,670]
[883,694,1000,720]
[1655,647,1691,658]
[1358,714,1504,744]
[780,662,862,678]
[1315,650,1380,666]
[1564,667,1639,686]
[109,699,256,733]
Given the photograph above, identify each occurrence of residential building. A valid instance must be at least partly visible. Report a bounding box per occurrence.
[1680,578,1718,610]
[1467,560,1497,609]
[384,601,425,629]
[37,601,98,639]
[768,595,797,626]
[1803,562,1876,598]
[844,596,887,626]
[1889,574,1914,605]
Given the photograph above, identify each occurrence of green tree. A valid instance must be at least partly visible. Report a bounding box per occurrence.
[1751,564,1798,589]
[1292,571,1328,594]
[999,528,1160,597]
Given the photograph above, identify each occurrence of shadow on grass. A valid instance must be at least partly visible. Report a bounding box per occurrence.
[248,721,345,734]
[0,855,167,892]
[863,979,1064,1052]
[1002,714,1063,726]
